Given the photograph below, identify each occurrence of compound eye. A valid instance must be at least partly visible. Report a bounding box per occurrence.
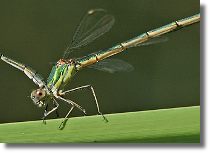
[33,89,46,100]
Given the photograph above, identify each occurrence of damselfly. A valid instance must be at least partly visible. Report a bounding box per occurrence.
[0,9,200,128]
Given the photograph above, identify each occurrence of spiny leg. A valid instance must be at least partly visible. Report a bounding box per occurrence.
[59,105,74,129]
[42,98,59,122]
[42,104,48,123]
[56,95,86,115]
[60,85,108,122]
[56,96,86,128]
[54,102,59,118]
[45,101,59,118]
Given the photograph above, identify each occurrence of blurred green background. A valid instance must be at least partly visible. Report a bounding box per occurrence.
[0,0,199,124]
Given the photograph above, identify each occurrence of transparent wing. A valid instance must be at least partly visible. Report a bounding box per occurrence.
[88,59,134,73]
[63,9,115,59]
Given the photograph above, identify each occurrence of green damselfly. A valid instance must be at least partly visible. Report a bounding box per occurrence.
[0,9,200,128]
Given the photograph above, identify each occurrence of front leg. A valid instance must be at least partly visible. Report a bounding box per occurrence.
[42,98,59,122]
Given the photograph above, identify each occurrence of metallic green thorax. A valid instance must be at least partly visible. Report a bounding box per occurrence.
[47,59,77,95]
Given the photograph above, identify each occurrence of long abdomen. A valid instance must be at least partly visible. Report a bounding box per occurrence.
[76,13,200,70]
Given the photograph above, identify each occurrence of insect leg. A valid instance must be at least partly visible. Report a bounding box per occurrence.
[56,95,86,115]
[59,105,74,129]
[60,85,108,122]
[42,98,59,121]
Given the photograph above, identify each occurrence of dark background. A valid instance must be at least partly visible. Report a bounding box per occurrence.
[0,0,199,123]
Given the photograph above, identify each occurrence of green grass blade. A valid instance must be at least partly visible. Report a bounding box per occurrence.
[0,106,200,143]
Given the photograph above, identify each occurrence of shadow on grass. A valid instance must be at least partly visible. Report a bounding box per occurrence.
[59,118,69,130]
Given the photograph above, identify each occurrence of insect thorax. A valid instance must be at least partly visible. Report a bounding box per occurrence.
[47,59,77,94]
